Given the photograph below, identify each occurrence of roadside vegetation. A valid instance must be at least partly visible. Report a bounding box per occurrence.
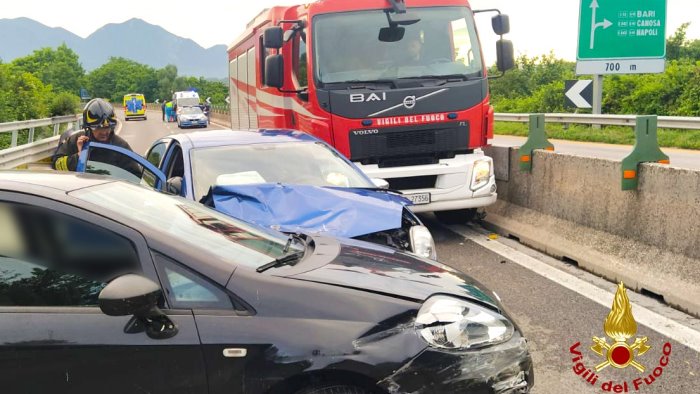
[488,23,700,150]
[1,25,699,151]
[0,44,228,125]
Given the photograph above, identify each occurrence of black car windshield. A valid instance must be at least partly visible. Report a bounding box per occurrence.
[313,6,483,84]
[182,107,203,115]
[70,182,298,268]
[190,142,373,201]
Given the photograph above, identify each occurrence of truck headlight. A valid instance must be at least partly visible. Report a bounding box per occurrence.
[409,225,437,260]
[470,159,492,191]
[415,295,514,349]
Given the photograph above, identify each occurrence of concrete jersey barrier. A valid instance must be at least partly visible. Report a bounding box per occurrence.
[484,146,700,316]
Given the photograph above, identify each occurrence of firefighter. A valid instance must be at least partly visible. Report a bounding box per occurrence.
[53,98,136,174]
[403,31,424,64]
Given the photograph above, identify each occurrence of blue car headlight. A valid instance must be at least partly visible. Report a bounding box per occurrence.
[415,295,514,349]
[409,225,437,260]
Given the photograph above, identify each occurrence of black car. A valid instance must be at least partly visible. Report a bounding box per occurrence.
[0,171,533,394]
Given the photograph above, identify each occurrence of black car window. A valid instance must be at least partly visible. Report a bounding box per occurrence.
[0,202,140,307]
[153,253,233,310]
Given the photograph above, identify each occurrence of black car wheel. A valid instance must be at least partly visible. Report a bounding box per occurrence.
[295,385,371,394]
[434,208,476,224]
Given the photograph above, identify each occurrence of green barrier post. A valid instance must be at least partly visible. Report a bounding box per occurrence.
[620,115,669,190]
[517,114,554,172]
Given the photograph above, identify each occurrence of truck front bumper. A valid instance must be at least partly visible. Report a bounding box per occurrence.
[354,151,498,213]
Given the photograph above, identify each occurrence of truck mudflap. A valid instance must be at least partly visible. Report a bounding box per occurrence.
[377,334,534,394]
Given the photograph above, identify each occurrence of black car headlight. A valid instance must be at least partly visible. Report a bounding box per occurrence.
[415,295,514,349]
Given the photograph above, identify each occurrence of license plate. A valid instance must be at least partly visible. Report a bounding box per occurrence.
[405,192,431,205]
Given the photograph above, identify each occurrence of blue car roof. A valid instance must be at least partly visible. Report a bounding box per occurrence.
[172,129,321,149]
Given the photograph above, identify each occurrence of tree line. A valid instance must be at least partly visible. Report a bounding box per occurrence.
[489,24,700,116]
[0,44,228,123]
[2,24,700,124]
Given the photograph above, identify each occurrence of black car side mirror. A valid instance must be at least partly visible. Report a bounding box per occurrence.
[99,274,178,339]
[371,178,390,189]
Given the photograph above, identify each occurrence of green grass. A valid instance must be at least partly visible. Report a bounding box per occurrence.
[494,121,700,150]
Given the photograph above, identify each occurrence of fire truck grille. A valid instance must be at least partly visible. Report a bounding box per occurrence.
[388,175,438,190]
[349,122,470,167]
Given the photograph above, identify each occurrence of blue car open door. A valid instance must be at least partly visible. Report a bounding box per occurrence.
[76,142,167,192]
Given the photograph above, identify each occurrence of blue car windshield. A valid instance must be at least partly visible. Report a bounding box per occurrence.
[190,142,374,201]
[70,182,296,268]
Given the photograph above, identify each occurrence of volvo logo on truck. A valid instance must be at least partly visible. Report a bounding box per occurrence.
[350,92,387,103]
[403,95,416,109]
[352,129,380,135]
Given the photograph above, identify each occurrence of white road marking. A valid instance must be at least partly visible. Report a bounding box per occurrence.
[450,225,700,353]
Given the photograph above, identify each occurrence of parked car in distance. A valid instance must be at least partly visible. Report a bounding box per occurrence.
[177,106,208,128]
[123,93,146,121]
[78,129,437,259]
[0,171,533,394]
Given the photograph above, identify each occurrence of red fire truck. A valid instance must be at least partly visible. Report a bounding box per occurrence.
[227,0,513,223]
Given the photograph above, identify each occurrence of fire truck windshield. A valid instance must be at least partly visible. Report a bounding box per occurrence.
[313,6,483,85]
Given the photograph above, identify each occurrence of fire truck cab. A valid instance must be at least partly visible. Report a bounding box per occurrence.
[227,0,513,223]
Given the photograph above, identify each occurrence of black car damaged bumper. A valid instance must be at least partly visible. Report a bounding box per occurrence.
[378,334,534,394]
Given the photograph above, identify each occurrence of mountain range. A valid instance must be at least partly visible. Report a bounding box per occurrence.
[0,17,227,78]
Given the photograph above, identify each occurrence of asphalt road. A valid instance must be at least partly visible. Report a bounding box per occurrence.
[119,115,700,393]
[493,135,700,170]
[115,108,219,156]
[419,215,700,394]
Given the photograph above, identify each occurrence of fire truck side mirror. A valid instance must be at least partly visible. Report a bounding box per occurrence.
[491,14,510,35]
[496,39,514,72]
[264,27,284,49]
[265,55,285,88]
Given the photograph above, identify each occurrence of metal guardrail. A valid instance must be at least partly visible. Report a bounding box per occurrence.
[495,113,700,130]
[211,104,230,114]
[0,115,80,169]
[1,112,698,170]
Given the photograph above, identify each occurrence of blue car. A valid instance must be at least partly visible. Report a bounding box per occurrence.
[77,129,436,259]
[176,106,208,128]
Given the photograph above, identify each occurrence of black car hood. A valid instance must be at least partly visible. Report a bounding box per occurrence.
[283,237,500,310]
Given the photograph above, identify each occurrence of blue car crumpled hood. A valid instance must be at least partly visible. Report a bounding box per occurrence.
[208,183,412,238]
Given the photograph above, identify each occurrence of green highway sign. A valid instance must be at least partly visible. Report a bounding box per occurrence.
[576,0,667,75]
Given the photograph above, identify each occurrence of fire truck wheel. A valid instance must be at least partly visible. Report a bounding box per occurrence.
[434,208,476,224]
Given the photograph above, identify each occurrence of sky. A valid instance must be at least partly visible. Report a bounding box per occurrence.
[2,0,699,66]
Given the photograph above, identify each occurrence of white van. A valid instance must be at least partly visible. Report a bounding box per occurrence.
[172,91,200,112]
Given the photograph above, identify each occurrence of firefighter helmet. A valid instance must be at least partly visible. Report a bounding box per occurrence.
[83,98,117,130]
